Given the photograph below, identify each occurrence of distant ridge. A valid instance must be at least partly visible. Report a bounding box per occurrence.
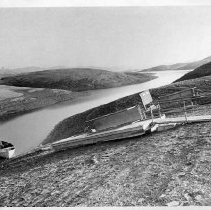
[175,61,211,82]
[140,56,211,72]
[0,66,70,75]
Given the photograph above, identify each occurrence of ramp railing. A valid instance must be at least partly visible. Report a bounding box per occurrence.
[156,90,211,119]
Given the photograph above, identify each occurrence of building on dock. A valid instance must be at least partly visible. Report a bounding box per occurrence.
[85,90,158,133]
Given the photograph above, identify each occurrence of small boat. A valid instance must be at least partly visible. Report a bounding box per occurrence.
[0,141,15,159]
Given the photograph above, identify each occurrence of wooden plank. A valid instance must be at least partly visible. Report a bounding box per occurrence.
[52,127,146,151]
[154,115,211,124]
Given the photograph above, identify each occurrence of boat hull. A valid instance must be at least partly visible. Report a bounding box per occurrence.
[0,148,15,159]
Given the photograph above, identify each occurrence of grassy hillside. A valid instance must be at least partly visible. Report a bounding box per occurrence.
[175,62,211,82]
[0,68,156,92]
[140,56,211,72]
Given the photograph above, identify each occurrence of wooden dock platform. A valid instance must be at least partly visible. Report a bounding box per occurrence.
[46,114,211,153]
[155,115,211,124]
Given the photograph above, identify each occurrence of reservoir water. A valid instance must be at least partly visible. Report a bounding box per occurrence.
[0,70,191,156]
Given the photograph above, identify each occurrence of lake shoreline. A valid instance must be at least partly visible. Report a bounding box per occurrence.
[0,74,157,122]
[0,87,87,122]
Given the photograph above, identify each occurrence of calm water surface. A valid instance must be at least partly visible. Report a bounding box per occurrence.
[0,70,191,156]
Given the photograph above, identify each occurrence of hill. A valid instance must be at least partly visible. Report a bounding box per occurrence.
[175,61,211,82]
[0,68,156,92]
[140,56,211,72]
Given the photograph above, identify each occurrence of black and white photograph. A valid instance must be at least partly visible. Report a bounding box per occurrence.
[1,0,211,207]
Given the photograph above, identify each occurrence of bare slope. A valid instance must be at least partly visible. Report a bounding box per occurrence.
[0,68,156,92]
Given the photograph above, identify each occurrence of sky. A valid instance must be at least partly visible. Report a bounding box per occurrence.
[1,6,211,71]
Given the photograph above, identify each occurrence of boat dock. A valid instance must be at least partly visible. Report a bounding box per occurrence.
[49,114,211,152]
[48,87,211,153]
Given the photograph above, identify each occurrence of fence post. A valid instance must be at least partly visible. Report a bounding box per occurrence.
[158,103,161,118]
[137,104,143,120]
[191,99,194,114]
[150,106,154,123]
[143,111,147,119]
[183,101,188,123]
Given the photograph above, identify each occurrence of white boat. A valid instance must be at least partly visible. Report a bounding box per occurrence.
[0,141,15,159]
[0,147,15,159]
